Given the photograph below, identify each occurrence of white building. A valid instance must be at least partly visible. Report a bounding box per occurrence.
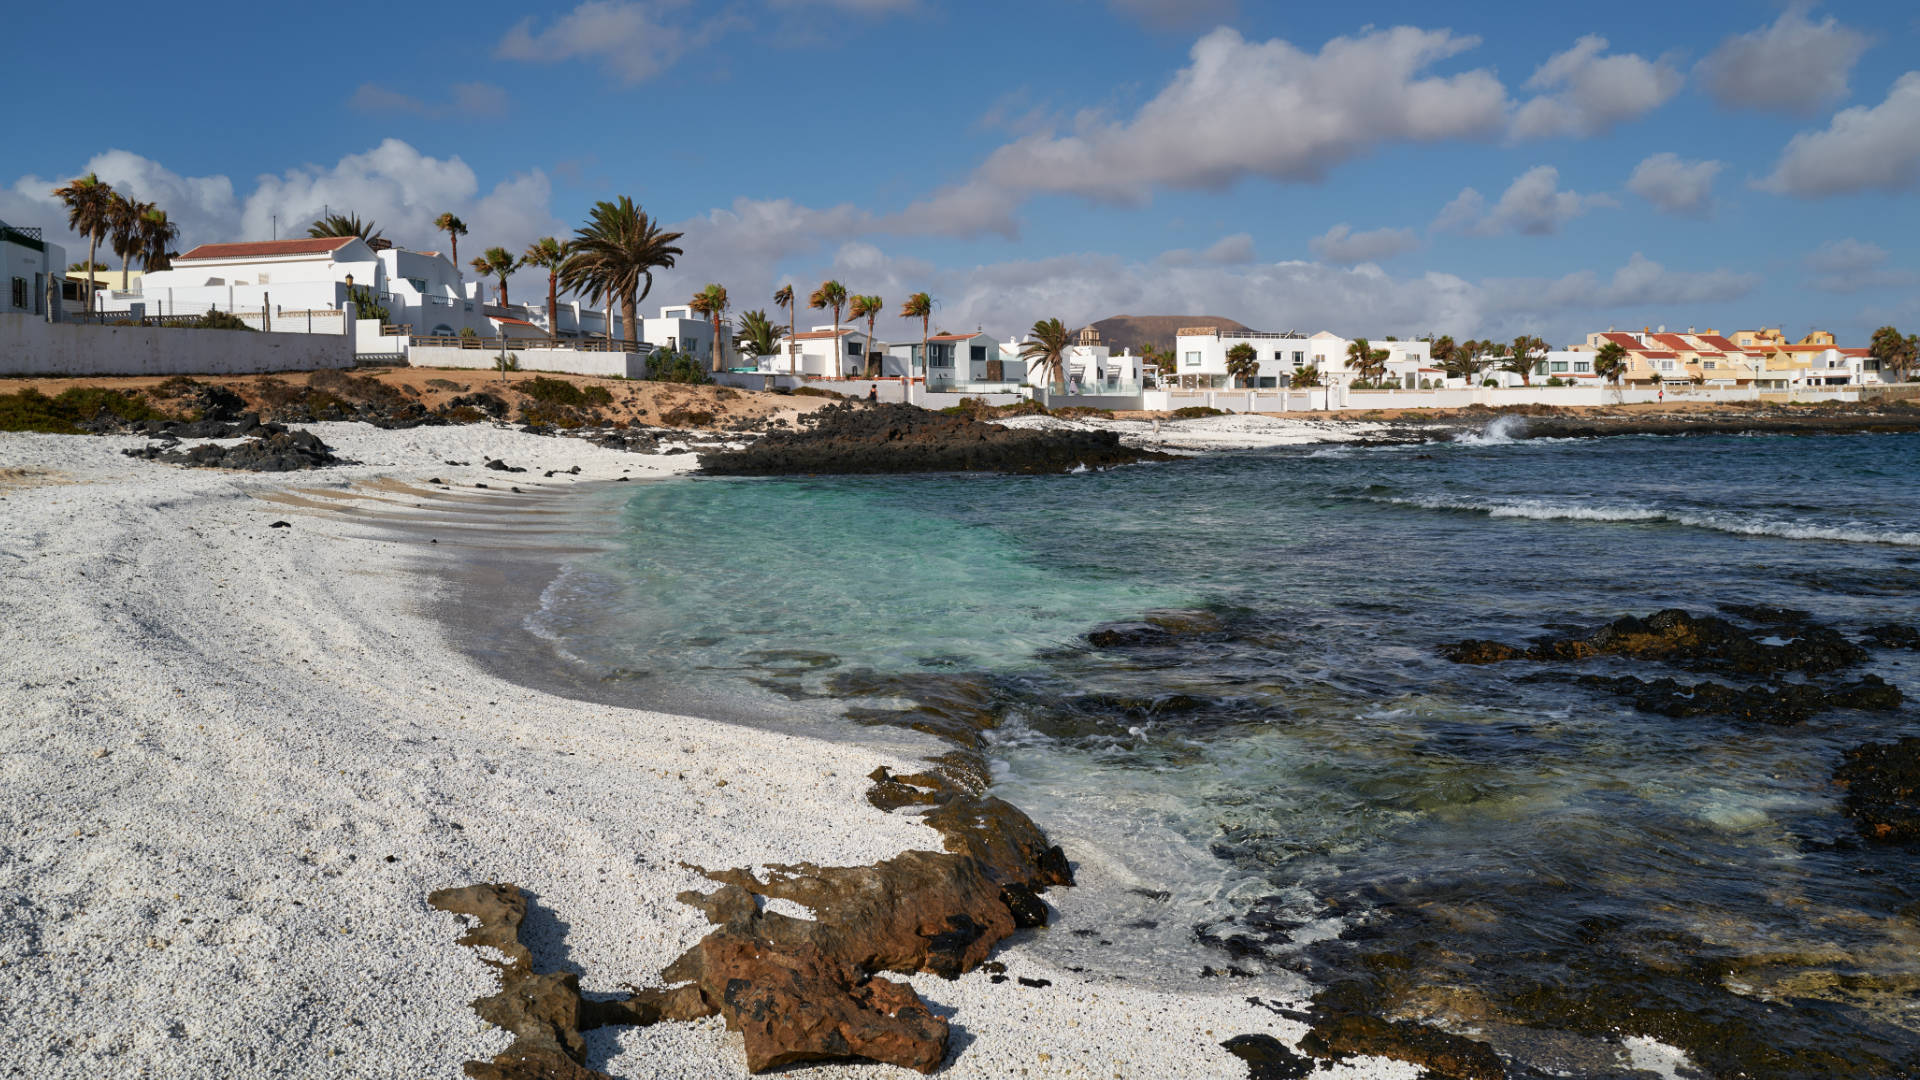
[1,218,68,320]
[779,325,878,377]
[1172,326,1432,389]
[646,304,737,367]
[990,326,1143,391]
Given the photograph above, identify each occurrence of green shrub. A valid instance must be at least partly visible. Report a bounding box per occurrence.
[152,376,205,398]
[792,385,843,398]
[1170,405,1224,419]
[191,309,253,331]
[646,348,711,385]
[347,286,389,324]
[0,386,170,433]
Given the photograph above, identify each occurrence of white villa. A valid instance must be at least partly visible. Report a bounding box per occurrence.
[1173,326,1434,389]
[773,325,879,378]
[2,218,68,320]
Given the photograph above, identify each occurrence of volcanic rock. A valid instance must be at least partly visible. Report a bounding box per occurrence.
[1301,1012,1505,1080]
[698,402,1169,475]
[122,428,343,471]
[1221,1033,1317,1080]
[1441,609,1866,677]
[1833,737,1920,844]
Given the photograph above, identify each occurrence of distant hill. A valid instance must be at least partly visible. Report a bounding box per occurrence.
[1084,314,1254,355]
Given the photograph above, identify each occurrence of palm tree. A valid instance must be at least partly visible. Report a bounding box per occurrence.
[1290,363,1324,389]
[735,309,781,363]
[1225,342,1260,390]
[1869,325,1918,383]
[471,246,520,306]
[53,172,114,319]
[690,283,731,372]
[1346,338,1388,384]
[560,196,684,349]
[808,280,848,376]
[848,294,883,376]
[107,193,149,292]
[1503,335,1545,387]
[773,284,797,374]
[899,292,934,382]
[138,208,179,273]
[522,237,570,344]
[307,212,382,242]
[435,212,468,268]
[1593,342,1629,389]
[1020,318,1073,390]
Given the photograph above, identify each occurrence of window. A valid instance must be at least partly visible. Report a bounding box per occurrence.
[1257,376,1277,388]
[1184,351,1201,369]
[8,277,24,310]
[846,340,862,357]
[407,277,427,293]
[1272,351,1284,361]
[1550,361,1568,373]
[930,343,954,368]
[1573,361,1591,373]
[1534,361,1548,375]
[971,345,987,362]
[1703,361,1717,370]
[1293,351,1304,363]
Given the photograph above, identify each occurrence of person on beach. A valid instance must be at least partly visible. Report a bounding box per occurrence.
[868,384,878,402]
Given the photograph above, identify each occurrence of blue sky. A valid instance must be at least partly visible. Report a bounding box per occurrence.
[6,0,1917,345]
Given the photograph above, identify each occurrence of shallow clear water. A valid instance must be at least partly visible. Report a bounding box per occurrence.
[531,429,1920,1077]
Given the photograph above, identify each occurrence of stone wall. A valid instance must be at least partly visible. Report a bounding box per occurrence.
[0,313,353,376]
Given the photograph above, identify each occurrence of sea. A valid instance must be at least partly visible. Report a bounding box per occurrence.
[519,423,1920,1079]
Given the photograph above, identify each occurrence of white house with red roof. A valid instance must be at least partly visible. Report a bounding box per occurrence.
[774,325,878,377]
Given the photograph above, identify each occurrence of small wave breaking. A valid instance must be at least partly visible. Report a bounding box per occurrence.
[1361,494,1920,546]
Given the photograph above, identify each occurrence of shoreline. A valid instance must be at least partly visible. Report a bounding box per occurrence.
[0,423,1350,1078]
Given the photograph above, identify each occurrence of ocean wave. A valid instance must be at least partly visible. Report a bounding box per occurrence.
[1361,495,1920,546]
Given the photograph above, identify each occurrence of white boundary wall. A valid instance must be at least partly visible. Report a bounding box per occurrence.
[408,345,650,380]
[0,313,352,376]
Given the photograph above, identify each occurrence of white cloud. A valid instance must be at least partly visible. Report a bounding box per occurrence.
[1695,6,1870,114]
[1309,223,1419,264]
[1759,73,1920,197]
[1626,153,1723,217]
[1510,35,1683,138]
[887,182,1021,240]
[1483,253,1758,316]
[1161,233,1257,267]
[7,150,241,256]
[1803,237,1917,293]
[951,25,1507,221]
[1435,166,1614,236]
[498,1,697,84]
[348,82,509,117]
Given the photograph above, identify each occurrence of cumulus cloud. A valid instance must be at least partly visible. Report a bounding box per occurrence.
[1309,223,1419,264]
[498,1,710,84]
[349,82,510,117]
[1695,6,1869,114]
[947,25,1506,223]
[1435,166,1615,236]
[1803,237,1917,293]
[1510,35,1683,138]
[1483,253,1758,316]
[7,150,241,255]
[1160,233,1257,267]
[1626,153,1724,217]
[1760,73,1920,197]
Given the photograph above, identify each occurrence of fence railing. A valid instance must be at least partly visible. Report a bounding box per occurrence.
[407,334,649,353]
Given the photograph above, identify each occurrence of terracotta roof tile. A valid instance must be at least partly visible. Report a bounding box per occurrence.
[790,329,855,340]
[1600,332,1643,349]
[177,237,358,261]
[488,315,536,327]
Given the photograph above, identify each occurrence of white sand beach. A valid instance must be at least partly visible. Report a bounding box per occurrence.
[0,423,1417,1079]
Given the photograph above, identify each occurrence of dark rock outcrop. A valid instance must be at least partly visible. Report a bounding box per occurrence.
[1220,1033,1318,1080]
[1569,673,1902,724]
[1833,737,1920,844]
[122,427,343,471]
[1300,1012,1505,1080]
[1440,608,1866,676]
[699,402,1169,475]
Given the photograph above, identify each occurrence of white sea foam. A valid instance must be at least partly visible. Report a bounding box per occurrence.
[1450,415,1526,445]
[1364,494,1920,546]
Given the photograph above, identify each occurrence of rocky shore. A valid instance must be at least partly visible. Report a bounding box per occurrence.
[700,402,1171,475]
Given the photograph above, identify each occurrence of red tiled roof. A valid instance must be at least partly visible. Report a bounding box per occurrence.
[928,332,983,341]
[1698,335,1741,351]
[1652,333,1716,354]
[1839,347,1870,357]
[1639,351,1679,359]
[790,329,855,340]
[489,315,536,327]
[177,237,358,261]
[1600,332,1643,350]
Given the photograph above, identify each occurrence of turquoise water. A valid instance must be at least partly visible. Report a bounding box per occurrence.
[531,430,1920,1078]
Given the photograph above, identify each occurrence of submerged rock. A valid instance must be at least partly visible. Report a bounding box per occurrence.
[1441,608,1867,677]
[1570,673,1901,724]
[1834,737,1920,844]
[698,402,1170,475]
[1300,1012,1505,1080]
